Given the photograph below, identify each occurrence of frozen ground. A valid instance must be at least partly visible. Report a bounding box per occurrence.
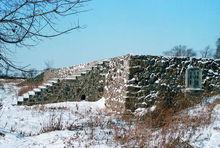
[0,83,119,148]
[1,83,220,147]
[188,95,220,148]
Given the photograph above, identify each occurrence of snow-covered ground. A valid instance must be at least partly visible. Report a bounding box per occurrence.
[0,83,118,148]
[1,83,220,147]
[187,95,220,148]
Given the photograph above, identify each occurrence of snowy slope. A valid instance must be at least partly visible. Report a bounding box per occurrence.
[0,83,118,148]
[1,83,220,147]
[188,95,220,148]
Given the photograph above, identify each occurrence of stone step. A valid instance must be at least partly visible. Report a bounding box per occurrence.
[64,74,81,80]
[28,91,35,96]
[48,80,58,84]
[23,93,29,99]
[44,83,53,87]
[51,78,59,81]
[18,96,24,102]
[81,71,87,75]
[84,68,92,71]
[100,73,107,76]
[102,59,110,63]
[17,96,24,105]
[33,88,41,93]
[92,66,98,70]
[71,74,82,77]
[72,74,82,79]
[38,85,47,89]
[17,78,62,105]
[62,77,77,80]
[97,61,104,64]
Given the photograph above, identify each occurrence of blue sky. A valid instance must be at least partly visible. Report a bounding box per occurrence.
[15,0,220,69]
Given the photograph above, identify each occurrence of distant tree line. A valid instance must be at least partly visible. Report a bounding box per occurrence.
[163,45,196,57]
[163,38,220,59]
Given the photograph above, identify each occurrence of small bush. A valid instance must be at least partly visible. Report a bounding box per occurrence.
[40,113,63,133]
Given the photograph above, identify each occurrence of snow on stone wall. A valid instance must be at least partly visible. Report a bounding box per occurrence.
[20,61,109,105]
[104,55,130,112]
[126,55,220,111]
[18,54,220,112]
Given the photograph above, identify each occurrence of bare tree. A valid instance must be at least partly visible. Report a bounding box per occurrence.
[200,46,213,58]
[163,45,196,57]
[0,0,89,71]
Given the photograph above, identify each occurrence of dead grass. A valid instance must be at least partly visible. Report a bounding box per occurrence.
[18,85,37,96]
[0,78,24,84]
[40,113,63,133]
[17,71,46,96]
[31,104,46,111]
[112,96,218,147]
[207,98,220,110]
[112,108,213,147]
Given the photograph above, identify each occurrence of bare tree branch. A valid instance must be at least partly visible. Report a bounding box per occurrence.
[0,0,90,72]
[200,46,213,58]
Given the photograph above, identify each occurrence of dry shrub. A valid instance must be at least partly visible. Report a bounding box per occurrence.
[0,79,24,84]
[112,95,217,147]
[113,106,213,147]
[112,85,219,147]
[166,137,193,148]
[214,98,220,104]
[112,119,154,147]
[40,113,63,133]
[150,95,213,146]
[17,71,46,95]
[208,98,220,110]
[31,104,46,111]
[17,71,45,87]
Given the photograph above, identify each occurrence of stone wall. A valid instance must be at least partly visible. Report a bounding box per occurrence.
[104,55,130,112]
[18,54,220,112]
[125,55,220,111]
[20,62,109,105]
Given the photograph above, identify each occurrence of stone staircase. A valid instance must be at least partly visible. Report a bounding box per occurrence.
[17,78,58,105]
[17,60,110,105]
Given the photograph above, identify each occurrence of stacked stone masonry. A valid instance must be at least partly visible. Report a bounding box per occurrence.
[103,55,130,112]
[125,55,220,111]
[18,61,109,105]
[17,55,220,112]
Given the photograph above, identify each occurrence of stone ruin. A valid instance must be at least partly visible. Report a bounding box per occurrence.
[17,60,109,105]
[105,55,220,112]
[17,54,220,112]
